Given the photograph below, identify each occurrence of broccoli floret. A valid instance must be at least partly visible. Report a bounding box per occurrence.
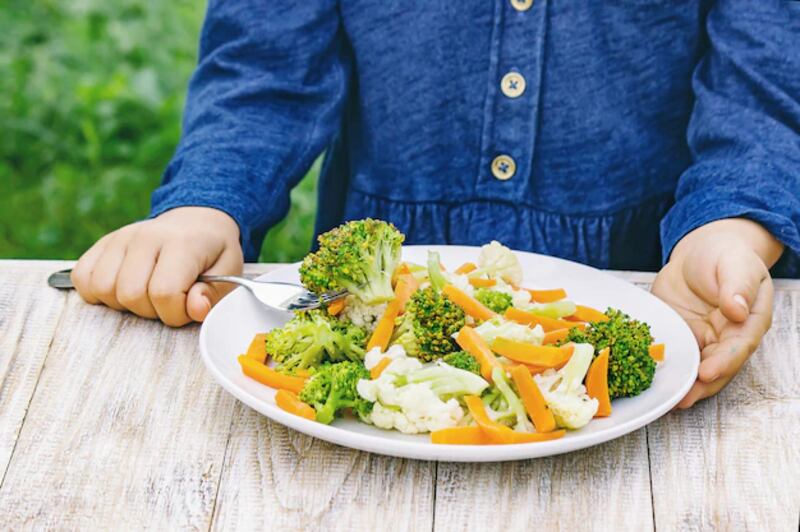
[442,351,481,375]
[299,219,405,304]
[390,286,465,361]
[474,288,513,313]
[565,308,655,398]
[298,361,373,424]
[266,310,367,373]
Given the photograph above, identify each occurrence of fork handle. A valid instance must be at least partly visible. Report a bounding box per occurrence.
[199,274,257,289]
[46,269,257,290]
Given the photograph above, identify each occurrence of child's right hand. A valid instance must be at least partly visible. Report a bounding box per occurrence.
[71,207,244,327]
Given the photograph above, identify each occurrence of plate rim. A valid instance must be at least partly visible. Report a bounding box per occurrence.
[199,245,699,462]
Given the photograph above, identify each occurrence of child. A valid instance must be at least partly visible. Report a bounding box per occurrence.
[71,2,799,409]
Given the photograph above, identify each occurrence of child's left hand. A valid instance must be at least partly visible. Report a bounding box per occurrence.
[651,218,783,408]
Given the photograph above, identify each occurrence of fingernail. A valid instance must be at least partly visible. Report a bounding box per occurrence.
[202,296,212,311]
[733,294,748,312]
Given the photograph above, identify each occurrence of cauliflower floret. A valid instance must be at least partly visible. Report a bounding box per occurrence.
[340,295,387,333]
[366,389,465,434]
[493,278,533,309]
[475,241,523,286]
[473,316,545,345]
[357,346,489,434]
[533,344,598,429]
[363,344,407,370]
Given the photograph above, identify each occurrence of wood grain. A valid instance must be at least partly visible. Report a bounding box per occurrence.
[211,403,435,531]
[0,293,238,529]
[648,290,800,531]
[0,261,69,483]
[0,262,798,531]
[434,429,654,531]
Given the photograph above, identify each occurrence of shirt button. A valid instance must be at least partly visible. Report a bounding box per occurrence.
[501,72,526,98]
[491,155,516,181]
[511,0,533,12]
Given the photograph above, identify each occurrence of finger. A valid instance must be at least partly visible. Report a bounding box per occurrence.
[676,378,729,409]
[148,245,203,327]
[72,235,111,305]
[699,277,773,383]
[716,248,767,323]
[115,239,161,320]
[88,235,132,310]
[186,245,244,322]
[676,380,711,409]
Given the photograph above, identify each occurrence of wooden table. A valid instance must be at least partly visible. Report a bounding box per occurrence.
[1,261,798,531]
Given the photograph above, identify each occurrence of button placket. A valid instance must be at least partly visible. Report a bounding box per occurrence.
[477,0,547,194]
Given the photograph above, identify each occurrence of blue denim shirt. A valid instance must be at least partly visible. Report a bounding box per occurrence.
[151,0,800,277]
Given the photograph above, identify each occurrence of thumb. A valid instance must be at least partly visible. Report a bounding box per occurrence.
[716,247,767,323]
[187,245,244,322]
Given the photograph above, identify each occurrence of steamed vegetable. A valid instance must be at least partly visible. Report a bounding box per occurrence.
[474,288,513,314]
[390,286,465,361]
[357,351,489,434]
[442,351,481,375]
[564,308,655,398]
[533,344,598,429]
[473,315,545,346]
[266,310,367,373]
[470,240,523,286]
[299,361,373,424]
[299,218,404,304]
[238,356,306,394]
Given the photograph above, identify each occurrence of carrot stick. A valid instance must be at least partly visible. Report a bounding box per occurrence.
[430,426,492,445]
[454,262,477,275]
[468,277,497,288]
[570,304,609,323]
[455,326,503,381]
[394,274,419,312]
[367,301,401,352]
[649,343,665,362]
[491,338,575,367]
[237,355,307,394]
[245,333,268,363]
[586,347,612,417]
[510,365,557,433]
[370,357,393,379]
[275,389,316,421]
[504,307,586,332]
[543,328,570,345]
[392,262,412,287]
[526,288,567,303]
[327,298,346,316]
[464,395,565,444]
[443,284,497,321]
[464,395,518,444]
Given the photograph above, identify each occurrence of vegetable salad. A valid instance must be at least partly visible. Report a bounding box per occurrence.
[238,219,665,445]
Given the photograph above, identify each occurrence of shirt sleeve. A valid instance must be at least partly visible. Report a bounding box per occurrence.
[660,0,800,268]
[149,0,350,260]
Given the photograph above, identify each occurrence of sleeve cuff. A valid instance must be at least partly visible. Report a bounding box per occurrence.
[660,162,800,269]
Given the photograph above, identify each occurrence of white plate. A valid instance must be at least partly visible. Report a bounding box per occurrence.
[200,245,699,462]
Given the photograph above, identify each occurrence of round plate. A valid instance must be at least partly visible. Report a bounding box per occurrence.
[200,245,699,462]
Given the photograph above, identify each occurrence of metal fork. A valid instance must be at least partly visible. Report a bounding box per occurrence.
[47,269,347,312]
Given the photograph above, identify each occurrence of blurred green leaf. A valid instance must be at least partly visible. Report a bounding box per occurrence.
[0,0,317,263]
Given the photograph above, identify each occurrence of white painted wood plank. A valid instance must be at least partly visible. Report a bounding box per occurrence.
[210,403,435,531]
[648,290,800,531]
[0,261,70,482]
[0,294,238,529]
[434,429,654,532]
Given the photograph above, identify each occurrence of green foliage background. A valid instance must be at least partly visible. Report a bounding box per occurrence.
[0,0,318,263]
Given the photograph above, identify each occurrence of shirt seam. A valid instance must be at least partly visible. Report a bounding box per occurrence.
[348,186,674,220]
